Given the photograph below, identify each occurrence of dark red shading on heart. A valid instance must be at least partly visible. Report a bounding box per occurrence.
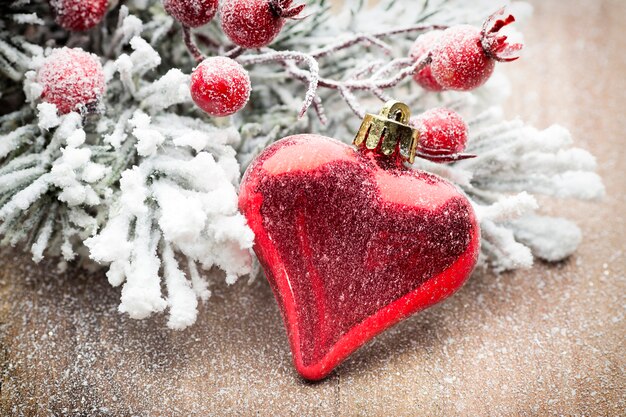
[239,134,480,380]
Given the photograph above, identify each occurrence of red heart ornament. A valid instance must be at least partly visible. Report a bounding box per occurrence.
[238,134,480,380]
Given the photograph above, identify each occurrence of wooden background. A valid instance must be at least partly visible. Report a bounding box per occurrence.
[1,0,624,415]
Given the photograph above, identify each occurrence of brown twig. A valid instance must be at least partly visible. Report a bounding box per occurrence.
[182,25,205,64]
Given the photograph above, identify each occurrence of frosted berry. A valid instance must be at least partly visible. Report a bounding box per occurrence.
[411,108,470,162]
[37,47,105,114]
[220,0,305,48]
[49,0,108,31]
[190,57,251,117]
[430,9,523,91]
[163,0,218,28]
[409,30,445,92]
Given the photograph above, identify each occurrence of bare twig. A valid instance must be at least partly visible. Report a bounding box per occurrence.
[225,46,246,59]
[310,34,393,58]
[312,95,328,125]
[182,26,205,64]
[239,50,319,118]
[339,87,365,119]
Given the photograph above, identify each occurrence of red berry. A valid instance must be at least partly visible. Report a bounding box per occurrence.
[163,0,218,28]
[430,25,495,91]
[190,57,251,117]
[37,47,105,114]
[409,30,445,92]
[411,108,468,158]
[220,0,305,48]
[49,0,108,32]
[430,9,523,91]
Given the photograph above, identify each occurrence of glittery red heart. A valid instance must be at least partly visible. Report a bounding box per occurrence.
[239,134,480,380]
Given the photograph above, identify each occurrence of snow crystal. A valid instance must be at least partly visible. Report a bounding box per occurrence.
[114,53,133,77]
[119,166,149,216]
[81,162,108,183]
[60,146,91,170]
[512,216,582,262]
[139,68,191,112]
[85,213,133,265]
[153,181,206,243]
[57,184,87,206]
[66,129,86,147]
[11,13,44,25]
[129,110,165,156]
[162,243,199,330]
[122,14,143,41]
[103,109,131,148]
[23,70,43,102]
[481,219,534,271]
[37,103,60,129]
[128,36,161,75]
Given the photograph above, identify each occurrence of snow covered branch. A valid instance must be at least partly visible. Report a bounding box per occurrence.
[0,0,605,329]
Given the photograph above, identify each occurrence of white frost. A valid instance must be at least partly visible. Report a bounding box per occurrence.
[37,102,60,129]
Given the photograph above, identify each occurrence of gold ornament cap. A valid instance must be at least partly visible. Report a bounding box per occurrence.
[353,100,420,163]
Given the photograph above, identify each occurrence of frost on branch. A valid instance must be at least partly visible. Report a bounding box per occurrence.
[1,11,253,329]
[0,1,605,329]
[85,147,254,329]
[414,104,604,271]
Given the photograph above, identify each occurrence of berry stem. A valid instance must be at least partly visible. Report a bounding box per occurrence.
[225,46,246,59]
[182,25,205,64]
[311,95,328,125]
[339,86,365,118]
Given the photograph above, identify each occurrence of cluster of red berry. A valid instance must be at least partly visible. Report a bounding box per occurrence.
[38,2,521,163]
[164,0,304,48]
[168,0,306,117]
[408,9,522,160]
[411,11,522,92]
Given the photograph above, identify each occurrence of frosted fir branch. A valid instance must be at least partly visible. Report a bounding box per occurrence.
[162,241,199,329]
[474,192,538,223]
[0,35,42,81]
[86,149,255,327]
[481,219,534,272]
[419,93,604,270]
[1,1,605,329]
[510,216,582,263]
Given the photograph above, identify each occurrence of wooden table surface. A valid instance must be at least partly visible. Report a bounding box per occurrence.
[1,0,624,415]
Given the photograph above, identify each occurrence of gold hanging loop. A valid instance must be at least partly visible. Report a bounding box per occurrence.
[353,100,420,163]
